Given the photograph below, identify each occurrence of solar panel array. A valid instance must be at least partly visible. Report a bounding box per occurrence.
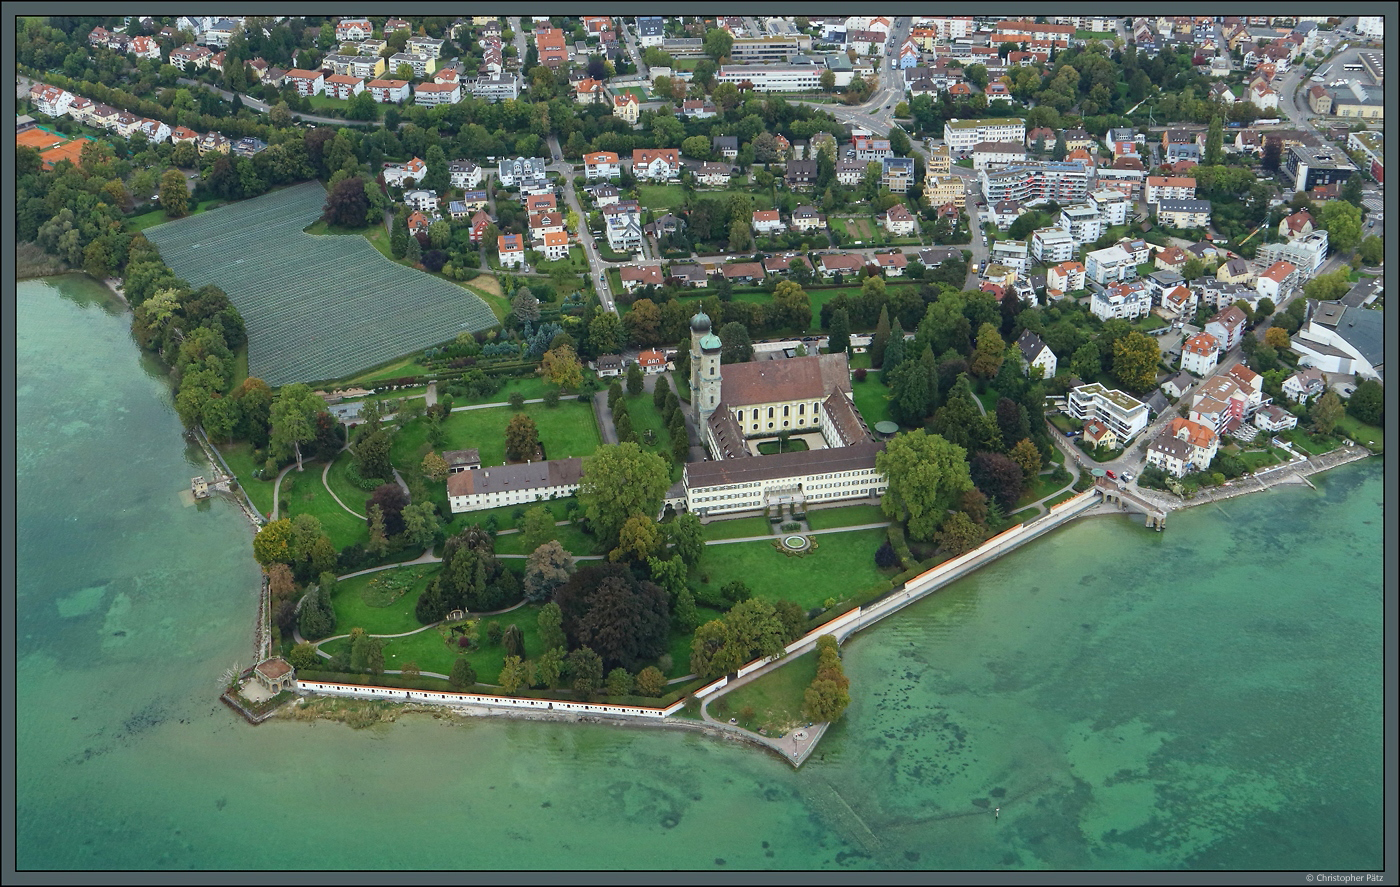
[144,181,497,386]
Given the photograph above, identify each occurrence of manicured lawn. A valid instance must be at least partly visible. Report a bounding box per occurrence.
[804,504,887,530]
[493,521,602,556]
[612,85,649,101]
[702,516,772,541]
[390,400,600,477]
[974,387,999,414]
[696,528,889,610]
[462,282,510,323]
[1280,428,1335,456]
[1335,414,1383,453]
[617,389,679,477]
[330,565,439,636]
[1135,314,1168,332]
[1237,447,1285,470]
[851,372,896,428]
[1044,490,1077,508]
[1014,471,1068,509]
[218,441,277,517]
[444,497,576,537]
[712,648,818,737]
[345,356,433,385]
[1048,413,1082,434]
[533,245,591,275]
[276,461,370,550]
[126,198,221,233]
[638,184,687,212]
[391,605,547,683]
[441,374,556,407]
[325,450,369,516]
[757,438,809,455]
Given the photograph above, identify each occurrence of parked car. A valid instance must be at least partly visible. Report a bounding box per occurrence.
[1106,470,1117,479]
[1120,472,1134,483]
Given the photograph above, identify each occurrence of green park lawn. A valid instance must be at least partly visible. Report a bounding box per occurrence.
[325,449,369,517]
[616,389,681,477]
[533,245,591,275]
[493,520,602,556]
[1279,428,1334,456]
[441,374,556,407]
[1044,490,1078,508]
[390,399,600,478]
[443,497,576,537]
[851,370,896,428]
[701,516,773,541]
[804,504,887,530]
[711,648,818,737]
[126,198,221,233]
[1014,471,1068,510]
[757,438,809,455]
[379,605,548,683]
[638,184,687,212]
[218,441,277,518]
[696,528,890,611]
[1335,414,1383,453]
[276,462,370,551]
[346,355,433,386]
[329,565,439,636]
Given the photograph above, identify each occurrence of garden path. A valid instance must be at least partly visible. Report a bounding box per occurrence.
[703,522,891,546]
[321,444,365,519]
[270,462,296,520]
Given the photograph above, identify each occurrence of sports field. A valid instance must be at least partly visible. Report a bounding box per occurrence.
[143,181,498,386]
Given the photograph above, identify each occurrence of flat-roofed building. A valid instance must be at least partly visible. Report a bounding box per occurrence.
[1068,383,1149,443]
[944,117,1027,152]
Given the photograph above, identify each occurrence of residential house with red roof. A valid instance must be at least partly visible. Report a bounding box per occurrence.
[497,233,525,268]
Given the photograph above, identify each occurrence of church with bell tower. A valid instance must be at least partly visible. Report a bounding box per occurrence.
[689,310,723,426]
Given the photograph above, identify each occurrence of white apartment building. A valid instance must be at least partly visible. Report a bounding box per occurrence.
[1031,227,1076,264]
[1143,175,1196,206]
[1088,189,1129,226]
[979,161,1095,205]
[1059,204,1106,246]
[990,240,1029,276]
[1068,383,1149,443]
[1090,280,1153,321]
[1255,231,1329,276]
[715,64,821,92]
[1085,244,1138,285]
[1180,332,1221,376]
[944,117,1027,153]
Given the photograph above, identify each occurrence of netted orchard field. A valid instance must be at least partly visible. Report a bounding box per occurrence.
[144,181,497,386]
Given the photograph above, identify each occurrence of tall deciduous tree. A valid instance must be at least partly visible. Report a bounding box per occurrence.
[1111,331,1161,394]
[540,343,584,391]
[270,383,324,471]
[518,538,572,604]
[718,322,754,364]
[322,176,369,227]
[577,442,670,548]
[970,323,1006,378]
[553,564,670,672]
[568,647,604,700]
[159,168,188,218]
[505,414,540,462]
[1309,390,1343,435]
[875,431,974,541]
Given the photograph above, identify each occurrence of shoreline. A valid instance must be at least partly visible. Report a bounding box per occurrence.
[250,447,1378,761]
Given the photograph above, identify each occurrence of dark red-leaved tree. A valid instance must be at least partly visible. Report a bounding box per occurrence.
[366,483,409,536]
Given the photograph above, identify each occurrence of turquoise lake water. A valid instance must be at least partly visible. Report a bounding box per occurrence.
[15,275,1385,870]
